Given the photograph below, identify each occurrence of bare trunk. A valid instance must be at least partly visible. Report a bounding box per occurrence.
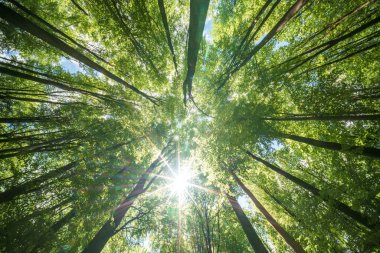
[183,0,210,103]
[227,193,268,253]
[280,133,380,158]
[246,151,376,229]
[82,156,164,253]
[230,170,305,253]
[0,3,156,103]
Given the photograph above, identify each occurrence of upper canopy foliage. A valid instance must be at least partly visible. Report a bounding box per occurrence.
[0,0,379,252]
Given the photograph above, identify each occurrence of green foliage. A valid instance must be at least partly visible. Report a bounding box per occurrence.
[0,0,379,252]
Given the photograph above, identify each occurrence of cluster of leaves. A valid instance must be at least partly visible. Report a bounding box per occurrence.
[0,0,379,252]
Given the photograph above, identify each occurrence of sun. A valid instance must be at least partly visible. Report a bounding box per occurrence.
[171,173,188,195]
[169,164,192,199]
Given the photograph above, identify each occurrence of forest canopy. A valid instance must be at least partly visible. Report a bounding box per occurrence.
[0,0,379,252]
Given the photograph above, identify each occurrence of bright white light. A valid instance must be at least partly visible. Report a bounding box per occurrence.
[171,173,188,195]
[170,164,192,200]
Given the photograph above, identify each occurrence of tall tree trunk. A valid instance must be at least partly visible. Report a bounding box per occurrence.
[70,0,89,16]
[157,0,178,73]
[31,209,76,253]
[0,66,115,103]
[0,162,77,203]
[13,197,74,226]
[238,0,273,51]
[218,0,308,90]
[246,151,376,229]
[284,15,380,72]
[82,156,165,253]
[261,113,380,121]
[261,187,299,221]
[226,193,268,253]
[8,0,105,63]
[0,116,64,124]
[229,170,305,253]
[183,0,210,104]
[0,3,156,103]
[296,0,376,49]
[0,93,81,105]
[279,133,380,158]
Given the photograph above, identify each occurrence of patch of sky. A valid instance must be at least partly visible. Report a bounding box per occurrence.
[273,41,289,51]
[255,33,267,45]
[270,140,284,151]
[307,80,318,87]
[203,17,213,43]
[1,50,20,58]
[101,114,113,120]
[202,18,212,71]
[238,195,255,213]
[59,57,85,74]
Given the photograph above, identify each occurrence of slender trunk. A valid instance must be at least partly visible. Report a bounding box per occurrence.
[0,138,78,160]
[183,0,210,104]
[238,0,272,50]
[299,0,375,47]
[204,209,212,253]
[0,66,113,102]
[230,170,305,253]
[261,113,380,121]
[245,0,281,49]
[0,116,64,123]
[218,0,308,90]
[31,209,76,253]
[8,0,106,63]
[246,151,376,229]
[280,133,380,158]
[228,0,274,69]
[284,15,380,71]
[0,3,156,103]
[82,157,163,253]
[70,0,89,15]
[0,162,77,203]
[14,197,73,225]
[0,60,110,94]
[0,134,80,154]
[106,0,160,77]
[0,93,82,105]
[261,187,298,221]
[305,40,380,72]
[226,193,268,253]
[0,130,71,143]
[157,0,178,73]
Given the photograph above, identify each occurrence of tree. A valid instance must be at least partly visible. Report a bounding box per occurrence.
[1,0,379,251]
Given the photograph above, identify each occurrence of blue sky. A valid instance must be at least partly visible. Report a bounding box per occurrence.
[203,18,213,42]
[59,57,84,73]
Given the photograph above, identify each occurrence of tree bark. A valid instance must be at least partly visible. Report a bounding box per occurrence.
[229,170,305,253]
[246,151,376,229]
[157,0,178,73]
[82,156,164,253]
[183,0,210,104]
[0,66,115,103]
[261,113,380,121]
[226,193,268,253]
[218,0,308,90]
[31,209,76,253]
[8,0,106,63]
[280,133,380,158]
[0,116,64,123]
[0,3,156,103]
[238,0,273,51]
[0,162,77,203]
[285,15,380,72]
[70,0,89,16]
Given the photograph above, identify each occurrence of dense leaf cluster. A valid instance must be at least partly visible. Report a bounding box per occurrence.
[0,0,379,252]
